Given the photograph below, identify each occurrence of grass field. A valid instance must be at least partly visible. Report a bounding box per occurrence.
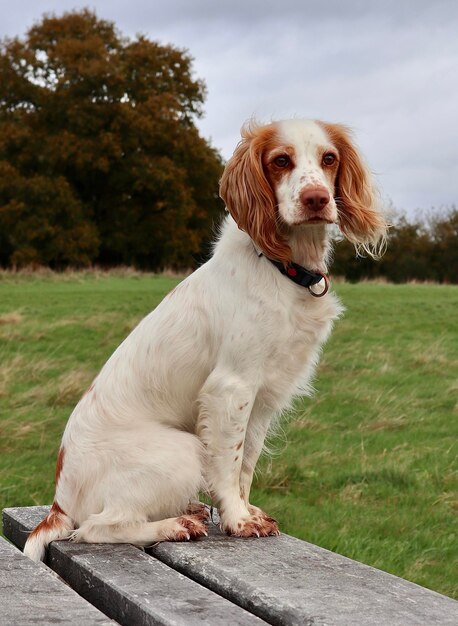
[0,271,457,599]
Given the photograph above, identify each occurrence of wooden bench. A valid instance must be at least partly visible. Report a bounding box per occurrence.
[2,506,457,625]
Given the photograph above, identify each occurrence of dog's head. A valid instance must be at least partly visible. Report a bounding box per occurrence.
[219,119,387,263]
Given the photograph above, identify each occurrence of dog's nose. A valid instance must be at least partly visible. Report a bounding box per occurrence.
[300,187,330,211]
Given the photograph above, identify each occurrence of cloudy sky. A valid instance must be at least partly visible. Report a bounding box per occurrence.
[2,0,458,214]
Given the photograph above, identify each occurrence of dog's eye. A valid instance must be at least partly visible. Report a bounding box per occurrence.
[273,155,290,168]
[323,153,337,166]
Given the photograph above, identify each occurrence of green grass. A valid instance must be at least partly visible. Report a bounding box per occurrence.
[1,273,457,599]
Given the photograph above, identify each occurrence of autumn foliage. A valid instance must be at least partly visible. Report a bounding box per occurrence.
[0,9,223,269]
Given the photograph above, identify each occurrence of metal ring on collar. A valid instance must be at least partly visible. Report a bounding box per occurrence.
[308,274,329,298]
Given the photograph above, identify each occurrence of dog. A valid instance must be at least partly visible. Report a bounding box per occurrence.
[24,118,386,560]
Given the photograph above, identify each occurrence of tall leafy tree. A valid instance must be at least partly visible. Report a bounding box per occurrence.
[0,9,223,268]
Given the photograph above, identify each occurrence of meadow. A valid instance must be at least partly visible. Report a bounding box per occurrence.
[0,271,456,599]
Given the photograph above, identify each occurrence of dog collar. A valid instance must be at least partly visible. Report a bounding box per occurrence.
[267,258,329,297]
[253,244,329,297]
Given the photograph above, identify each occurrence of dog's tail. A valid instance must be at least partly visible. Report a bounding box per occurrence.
[24,444,73,561]
[23,501,73,562]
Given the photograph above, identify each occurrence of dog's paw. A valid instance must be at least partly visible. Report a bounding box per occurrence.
[223,513,280,538]
[176,515,208,540]
[160,515,208,542]
[247,504,279,527]
[185,501,211,524]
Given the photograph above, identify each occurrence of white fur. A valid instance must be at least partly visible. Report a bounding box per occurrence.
[24,119,349,560]
[276,119,339,227]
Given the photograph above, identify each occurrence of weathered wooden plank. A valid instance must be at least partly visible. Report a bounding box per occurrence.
[0,537,114,626]
[5,505,458,626]
[149,515,458,626]
[3,506,268,626]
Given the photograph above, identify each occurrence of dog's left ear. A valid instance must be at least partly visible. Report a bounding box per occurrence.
[320,122,387,257]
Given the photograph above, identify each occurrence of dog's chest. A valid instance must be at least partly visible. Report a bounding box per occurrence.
[255,291,341,407]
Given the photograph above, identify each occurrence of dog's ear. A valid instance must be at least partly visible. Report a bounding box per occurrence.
[320,122,387,257]
[219,122,291,264]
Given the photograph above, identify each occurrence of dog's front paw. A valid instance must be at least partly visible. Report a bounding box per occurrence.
[247,504,279,527]
[222,512,280,538]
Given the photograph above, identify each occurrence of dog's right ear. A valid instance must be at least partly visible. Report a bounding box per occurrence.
[219,122,291,264]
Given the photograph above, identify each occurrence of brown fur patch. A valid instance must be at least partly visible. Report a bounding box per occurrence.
[55,447,65,485]
[318,121,387,249]
[220,122,292,264]
[263,145,296,186]
[28,500,66,540]
[50,501,65,516]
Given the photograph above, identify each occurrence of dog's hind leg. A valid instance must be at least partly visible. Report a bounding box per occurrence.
[69,424,206,546]
[72,513,207,545]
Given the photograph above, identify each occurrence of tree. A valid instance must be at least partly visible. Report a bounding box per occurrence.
[429,207,458,283]
[0,9,223,268]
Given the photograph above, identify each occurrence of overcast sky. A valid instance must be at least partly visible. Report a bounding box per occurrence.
[2,1,458,214]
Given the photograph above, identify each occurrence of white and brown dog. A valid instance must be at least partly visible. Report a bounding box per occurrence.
[25,119,386,560]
